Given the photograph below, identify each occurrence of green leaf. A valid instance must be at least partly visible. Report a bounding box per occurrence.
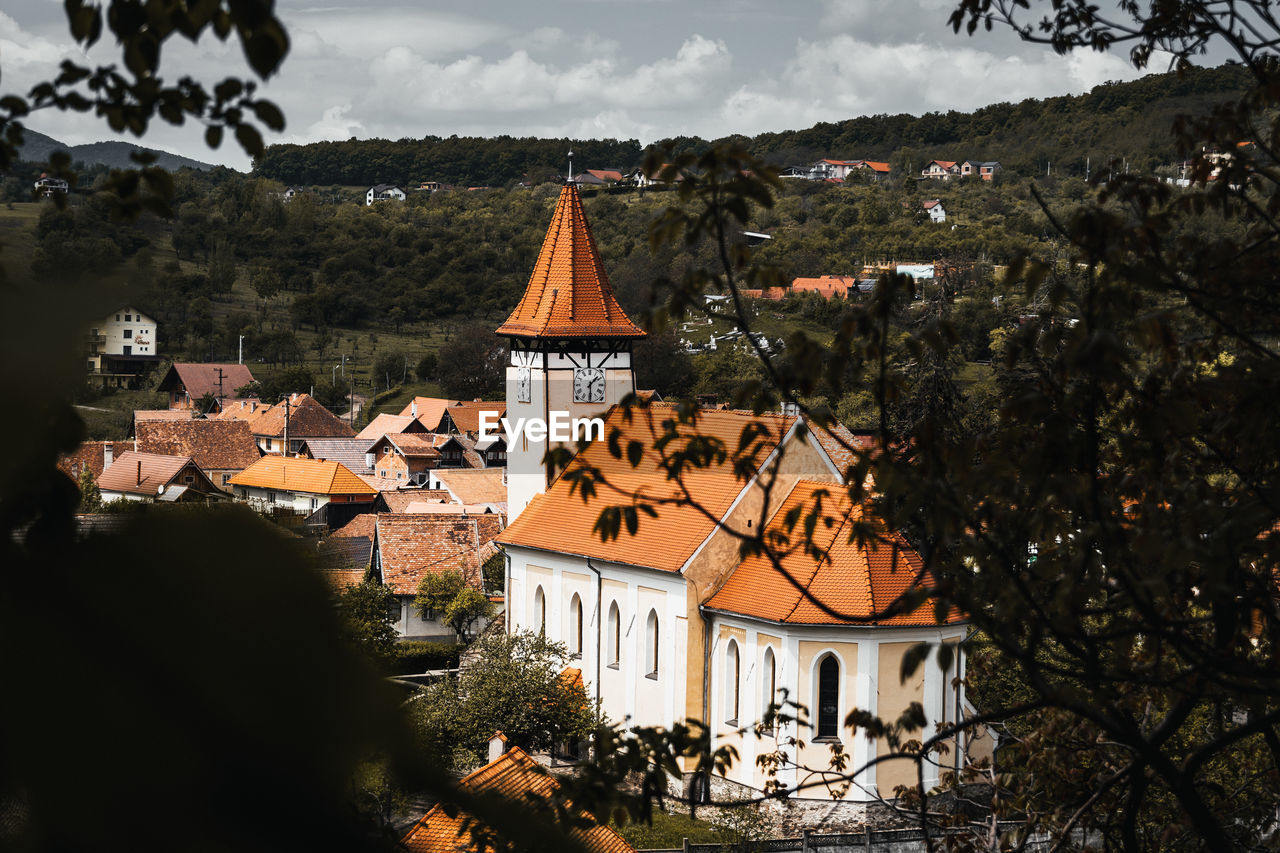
[204,124,223,149]
[233,122,263,157]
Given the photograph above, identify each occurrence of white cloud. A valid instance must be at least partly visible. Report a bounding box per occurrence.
[719,33,1139,136]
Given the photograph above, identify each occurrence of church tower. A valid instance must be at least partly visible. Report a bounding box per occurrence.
[497,181,645,520]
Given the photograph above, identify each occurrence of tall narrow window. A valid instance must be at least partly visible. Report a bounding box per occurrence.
[534,586,546,635]
[607,601,621,668]
[569,593,583,657]
[762,647,777,719]
[645,609,659,678]
[725,640,740,724]
[816,654,840,739]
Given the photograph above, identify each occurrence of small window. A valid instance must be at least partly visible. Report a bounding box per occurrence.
[124,314,131,321]
[762,647,777,718]
[221,474,231,485]
[816,655,840,739]
[607,601,621,668]
[645,609,659,678]
[123,329,132,339]
[725,640,740,725]
[183,475,194,484]
[569,593,583,657]
[534,585,546,635]
[115,314,120,321]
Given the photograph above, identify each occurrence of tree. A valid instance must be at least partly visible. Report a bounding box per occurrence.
[413,630,598,770]
[415,569,493,639]
[436,323,506,400]
[337,580,399,668]
[416,352,438,383]
[76,465,101,513]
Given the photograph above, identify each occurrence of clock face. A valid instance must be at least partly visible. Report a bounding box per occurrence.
[515,367,531,403]
[573,367,605,403]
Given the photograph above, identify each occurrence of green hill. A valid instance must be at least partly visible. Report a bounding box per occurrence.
[253,63,1251,187]
[16,127,216,172]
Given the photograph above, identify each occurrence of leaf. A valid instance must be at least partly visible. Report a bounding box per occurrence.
[900,642,931,683]
[204,124,223,149]
[935,642,954,676]
[251,99,285,131]
[233,122,263,158]
[625,440,643,468]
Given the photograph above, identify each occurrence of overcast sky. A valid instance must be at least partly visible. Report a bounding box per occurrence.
[3,0,1158,171]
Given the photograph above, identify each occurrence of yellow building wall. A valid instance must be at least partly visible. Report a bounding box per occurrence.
[877,641,925,795]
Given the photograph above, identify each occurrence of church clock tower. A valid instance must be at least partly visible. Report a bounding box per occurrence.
[497,181,646,520]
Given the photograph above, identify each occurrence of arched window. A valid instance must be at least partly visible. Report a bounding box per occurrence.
[816,654,840,739]
[762,646,777,719]
[534,586,546,635]
[607,601,621,668]
[725,640,741,724]
[644,609,659,678]
[569,593,583,657]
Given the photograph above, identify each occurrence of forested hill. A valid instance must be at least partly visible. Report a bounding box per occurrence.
[253,63,1251,188]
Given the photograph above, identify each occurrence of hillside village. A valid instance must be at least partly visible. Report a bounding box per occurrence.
[55,178,995,848]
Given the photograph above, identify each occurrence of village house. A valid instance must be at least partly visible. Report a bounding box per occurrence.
[370,512,506,640]
[58,440,117,485]
[133,417,261,491]
[366,184,406,205]
[923,199,946,223]
[368,433,442,484]
[440,400,506,439]
[400,738,634,853]
[316,513,376,590]
[156,363,255,412]
[95,450,222,503]
[960,159,1001,180]
[229,455,376,515]
[921,160,961,180]
[426,467,507,511]
[34,174,68,197]
[86,305,160,389]
[216,393,354,455]
[493,181,986,816]
[354,413,429,443]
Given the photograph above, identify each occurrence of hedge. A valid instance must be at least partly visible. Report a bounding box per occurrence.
[387,640,460,674]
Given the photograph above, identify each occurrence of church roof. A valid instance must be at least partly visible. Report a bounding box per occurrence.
[704,479,961,626]
[497,404,795,572]
[495,184,645,339]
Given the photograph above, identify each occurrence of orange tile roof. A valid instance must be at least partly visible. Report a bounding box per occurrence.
[495,184,645,339]
[355,413,418,442]
[791,275,858,299]
[705,480,960,626]
[806,421,875,481]
[498,405,794,572]
[387,433,444,459]
[446,402,505,436]
[95,450,211,496]
[380,489,453,511]
[398,397,461,431]
[401,746,634,853]
[157,363,256,407]
[134,418,261,471]
[57,441,114,482]
[375,512,505,595]
[431,468,507,506]
[229,456,376,496]
[243,393,355,440]
[861,161,891,172]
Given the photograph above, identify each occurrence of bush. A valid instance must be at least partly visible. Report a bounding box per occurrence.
[387,640,459,674]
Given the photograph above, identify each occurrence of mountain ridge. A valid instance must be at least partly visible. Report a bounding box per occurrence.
[16,127,217,172]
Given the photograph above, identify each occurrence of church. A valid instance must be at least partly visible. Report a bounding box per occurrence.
[494,182,984,807]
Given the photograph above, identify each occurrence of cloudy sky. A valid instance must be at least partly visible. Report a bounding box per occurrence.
[2,0,1156,171]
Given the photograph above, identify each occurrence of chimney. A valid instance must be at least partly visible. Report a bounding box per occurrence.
[136,459,142,485]
[487,731,508,763]
[103,442,114,469]
[411,400,418,418]
[250,401,257,413]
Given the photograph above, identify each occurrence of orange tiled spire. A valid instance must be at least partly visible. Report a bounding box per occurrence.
[496,184,645,339]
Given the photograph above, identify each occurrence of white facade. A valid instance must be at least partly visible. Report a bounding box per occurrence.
[88,306,157,371]
[505,544,689,730]
[703,611,968,802]
[505,345,635,522]
[366,185,406,205]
